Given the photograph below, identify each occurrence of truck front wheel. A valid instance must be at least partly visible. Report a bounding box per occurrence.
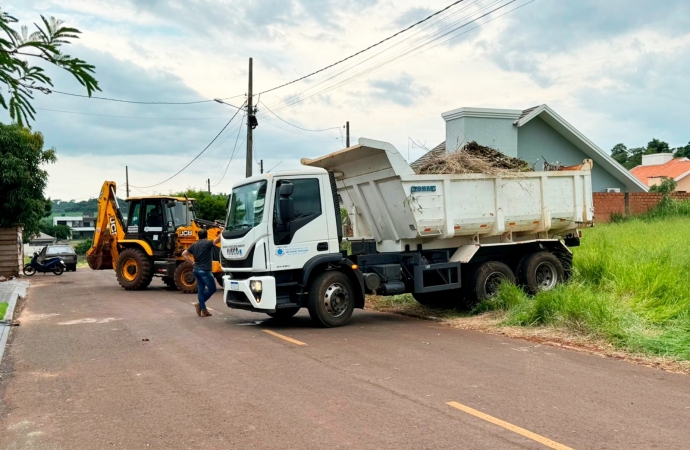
[307,271,355,327]
[116,248,154,290]
[466,261,515,305]
[517,252,565,295]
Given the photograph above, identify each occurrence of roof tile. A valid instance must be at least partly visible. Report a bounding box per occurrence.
[630,158,690,185]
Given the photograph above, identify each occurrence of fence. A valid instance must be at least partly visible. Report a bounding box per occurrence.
[593,192,690,223]
[0,227,23,277]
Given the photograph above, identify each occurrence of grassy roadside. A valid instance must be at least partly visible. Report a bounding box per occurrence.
[369,198,690,365]
[0,302,7,321]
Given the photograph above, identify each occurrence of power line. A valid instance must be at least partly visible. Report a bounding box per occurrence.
[265,0,528,114]
[212,111,247,187]
[131,100,247,189]
[254,0,470,96]
[258,101,341,132]
[42,89,244,105]
[34,107,228,120]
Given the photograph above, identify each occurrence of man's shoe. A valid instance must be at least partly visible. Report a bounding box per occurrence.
[201,309,212,317]
[193,303,201,316]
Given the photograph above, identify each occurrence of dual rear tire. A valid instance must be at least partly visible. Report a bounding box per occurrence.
[411,251,567,309]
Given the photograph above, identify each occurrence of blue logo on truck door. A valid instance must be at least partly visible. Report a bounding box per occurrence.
[411,186,436,193]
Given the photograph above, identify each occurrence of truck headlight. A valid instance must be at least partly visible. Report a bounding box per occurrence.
[250,280,263,293]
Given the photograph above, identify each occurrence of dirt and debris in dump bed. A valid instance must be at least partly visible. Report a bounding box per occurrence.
[414,141,534,175]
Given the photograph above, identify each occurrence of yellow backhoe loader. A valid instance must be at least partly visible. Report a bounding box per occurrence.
[86,181,224,293]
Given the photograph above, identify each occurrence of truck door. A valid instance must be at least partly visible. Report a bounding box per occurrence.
[268,177,330,272]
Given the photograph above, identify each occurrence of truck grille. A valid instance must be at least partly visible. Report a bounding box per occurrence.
[220,246,255,269]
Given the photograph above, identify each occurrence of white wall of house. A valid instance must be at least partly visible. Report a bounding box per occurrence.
[442,107,522,157]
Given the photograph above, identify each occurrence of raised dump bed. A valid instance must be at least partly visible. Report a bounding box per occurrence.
[303,138,593,257]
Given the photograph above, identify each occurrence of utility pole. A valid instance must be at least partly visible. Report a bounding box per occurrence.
[346,121,350,147]
[207,178,210,194]
[260,159,264,174]
[125,166,130,198]
[246,57,254,178]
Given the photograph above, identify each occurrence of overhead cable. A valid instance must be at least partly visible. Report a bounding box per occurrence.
[42,89,244,105]
[212,111,247,187]
[131,100,247,189]
[254,0,469,96]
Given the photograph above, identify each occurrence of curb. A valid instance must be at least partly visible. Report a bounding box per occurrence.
[0,281,28,364]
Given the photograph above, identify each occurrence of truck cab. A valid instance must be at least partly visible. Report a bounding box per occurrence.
[220,168,365,327]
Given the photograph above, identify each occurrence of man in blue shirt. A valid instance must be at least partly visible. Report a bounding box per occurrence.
[182,229,222,317]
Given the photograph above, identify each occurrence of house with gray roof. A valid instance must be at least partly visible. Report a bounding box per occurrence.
[412,105,647,193]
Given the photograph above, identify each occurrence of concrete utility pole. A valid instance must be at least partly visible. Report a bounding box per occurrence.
[207,179,210,194]
[346,121,350,147]
[246,57,253,178]
[125,166,130,198]
[260,159,264,174]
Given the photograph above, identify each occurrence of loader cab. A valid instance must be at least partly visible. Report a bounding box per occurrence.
[125,196,195,256]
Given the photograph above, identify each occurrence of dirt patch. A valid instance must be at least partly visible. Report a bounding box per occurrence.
[366,296,690,375]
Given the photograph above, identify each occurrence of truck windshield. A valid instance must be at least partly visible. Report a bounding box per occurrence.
[226,181,267,232]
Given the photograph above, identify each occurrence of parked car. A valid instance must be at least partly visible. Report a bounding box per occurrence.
[39,244,78,272]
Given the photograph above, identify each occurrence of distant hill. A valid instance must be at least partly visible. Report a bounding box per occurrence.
[52,198,126,215]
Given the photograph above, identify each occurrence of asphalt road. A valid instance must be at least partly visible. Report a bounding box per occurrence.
[1,271,689,449]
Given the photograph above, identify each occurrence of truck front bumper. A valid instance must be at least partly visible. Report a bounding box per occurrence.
[223,275,277,312]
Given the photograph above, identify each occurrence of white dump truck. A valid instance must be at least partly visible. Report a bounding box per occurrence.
[220,138,594,327]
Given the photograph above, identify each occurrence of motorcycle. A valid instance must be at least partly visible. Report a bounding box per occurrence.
[23,252,66,276]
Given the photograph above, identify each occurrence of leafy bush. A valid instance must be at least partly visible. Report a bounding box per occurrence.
[74,239,93,255]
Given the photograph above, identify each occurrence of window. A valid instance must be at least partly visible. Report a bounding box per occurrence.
[144,203,164,229]
[273,178,321,223]
[57,220,67,226]
[47,246,73,255]
[226,181,267,232]
[127,203,141,229]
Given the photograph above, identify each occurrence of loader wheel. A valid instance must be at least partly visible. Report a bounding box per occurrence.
[307,271,355,328]
[162,276,176,289]
[517,252,564,295]
[466,261,515,306]
[116,248,154,291]
[174,262,198,294]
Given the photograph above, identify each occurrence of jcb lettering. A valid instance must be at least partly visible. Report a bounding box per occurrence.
[180,230,193,237]
[109,217,117,235]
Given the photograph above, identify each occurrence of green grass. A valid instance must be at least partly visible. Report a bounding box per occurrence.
[375,198,690,361]
[0,302,7,321]
[478,201,690,360]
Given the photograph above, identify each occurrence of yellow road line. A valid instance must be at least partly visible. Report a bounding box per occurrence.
[446,401,574,450]
[263,330,307,346]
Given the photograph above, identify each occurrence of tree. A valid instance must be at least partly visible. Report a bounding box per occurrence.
[175,189,228,222]
[74,238,93,255]
[624,147,646,170]
[649,177,677,194]
[675,142,690,159]
[0,123,55,237]
[611,143,628,165]
[645,138,670,155]
[0,8,100,126]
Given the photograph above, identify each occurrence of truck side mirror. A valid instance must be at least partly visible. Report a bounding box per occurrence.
[279,197,294,222]
[279,183,293,197]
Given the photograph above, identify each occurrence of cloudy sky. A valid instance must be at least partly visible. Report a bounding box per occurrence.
[6,0,690,200]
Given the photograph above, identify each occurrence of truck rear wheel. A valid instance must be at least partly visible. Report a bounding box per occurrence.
[174,262,198,294]
[466,261,515,306]
[517,252,564,295]
[267,307,300,320]
[307,271,355,328]
[116,248,154,290]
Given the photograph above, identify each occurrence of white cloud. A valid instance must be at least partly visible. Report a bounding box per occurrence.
[6,0,690,201]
